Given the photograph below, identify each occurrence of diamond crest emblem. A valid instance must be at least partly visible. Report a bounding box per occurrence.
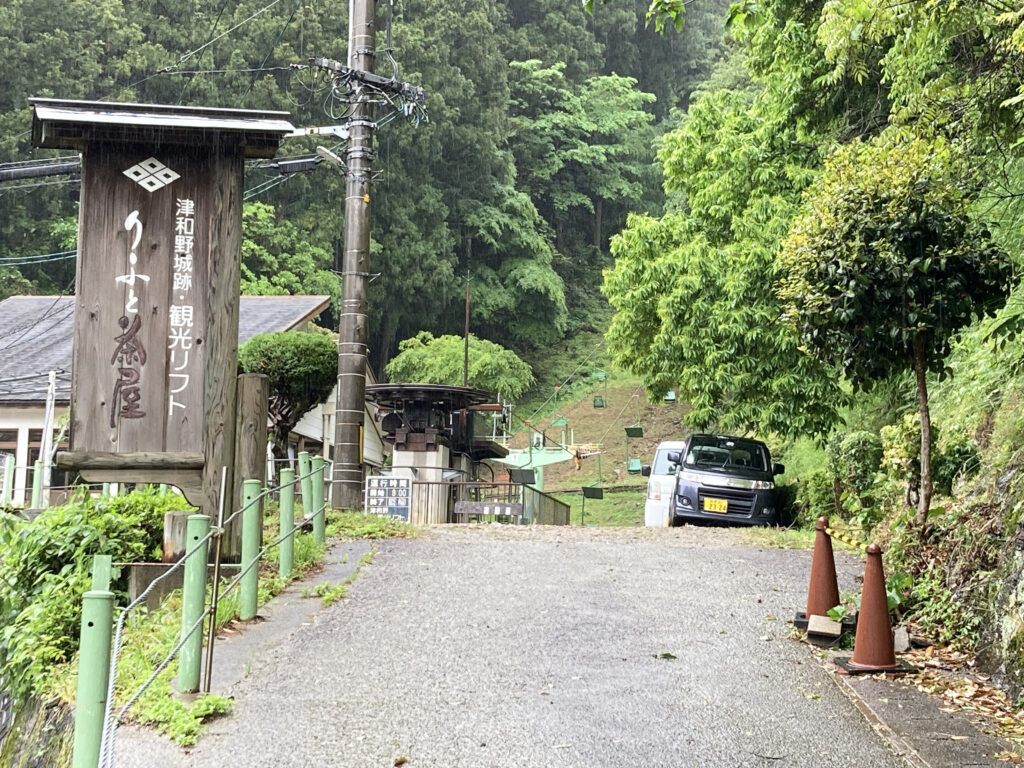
[123,158,180,192]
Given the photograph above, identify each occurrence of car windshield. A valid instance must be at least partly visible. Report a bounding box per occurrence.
[651,448,680,475]
[684,436,768,473]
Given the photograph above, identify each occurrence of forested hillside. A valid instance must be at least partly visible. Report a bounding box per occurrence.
[604,0,1024,694]
[7,0,1024,702]
[0,0,729,375]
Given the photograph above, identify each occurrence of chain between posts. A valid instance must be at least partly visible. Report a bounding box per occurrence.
[824,526,872,552]
[96,459,331,768]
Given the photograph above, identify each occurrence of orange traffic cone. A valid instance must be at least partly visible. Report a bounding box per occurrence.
[836,543,913,674]
[806,517,840,619]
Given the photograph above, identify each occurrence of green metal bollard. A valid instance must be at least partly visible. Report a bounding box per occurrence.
[279,468,295,580]
[311,456,326,545]
[71,557,115,768]
[30,459,43,509]
[240,479,262,622]
[101,482,110,499]
[2,454,13,505]
[296,454,311,520]
[91,554,113,591]
[297,451,312,518]
[177,514,210,693]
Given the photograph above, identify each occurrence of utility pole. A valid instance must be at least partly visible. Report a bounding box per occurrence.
[333,0,378,510]
[463,281,470,387]
[303,2,426,510]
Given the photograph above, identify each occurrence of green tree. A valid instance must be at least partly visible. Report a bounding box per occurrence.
[237,331,337,458]
[384,331,534,398]
[603,80,844,437]
[583,0,687,33]
[241,202,340,318]
[508,63,656,252]
[778,135,1013,526]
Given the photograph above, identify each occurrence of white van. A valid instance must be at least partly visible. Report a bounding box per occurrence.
[642,440,687,527]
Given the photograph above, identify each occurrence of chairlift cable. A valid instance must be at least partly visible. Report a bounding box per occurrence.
[523,342,603,425]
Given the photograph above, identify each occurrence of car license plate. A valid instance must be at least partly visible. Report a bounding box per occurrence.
[703,497,728,513]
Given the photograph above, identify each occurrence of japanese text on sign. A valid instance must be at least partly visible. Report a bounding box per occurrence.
[364,476,411,522]
[110,211,149,428]
[168,198,196,415]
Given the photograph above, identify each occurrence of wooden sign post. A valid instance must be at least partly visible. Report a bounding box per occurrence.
[33,99,293,518]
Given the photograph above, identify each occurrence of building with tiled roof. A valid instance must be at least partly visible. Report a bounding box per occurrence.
[0,295,383,505]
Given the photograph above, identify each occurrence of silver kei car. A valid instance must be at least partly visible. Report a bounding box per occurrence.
[667,434,785,526]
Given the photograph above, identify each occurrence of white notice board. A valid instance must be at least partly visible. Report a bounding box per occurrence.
[365,476,411,521]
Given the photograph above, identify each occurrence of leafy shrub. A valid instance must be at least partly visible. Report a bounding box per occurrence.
[933,429,980,496]
[238,331,337,458]
[909,563,984,645]
[825,430,883,509]
[881,414,979,499]
[786,470,834,527]
[880,413,936,489]
[0,487,188,701]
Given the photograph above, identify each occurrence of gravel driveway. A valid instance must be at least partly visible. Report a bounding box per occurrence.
[118,525,903,767]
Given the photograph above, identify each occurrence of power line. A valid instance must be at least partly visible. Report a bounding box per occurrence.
[177,0,236,103]
[0,250,76,267]
[172,0,287,71]
[237,0,302,107]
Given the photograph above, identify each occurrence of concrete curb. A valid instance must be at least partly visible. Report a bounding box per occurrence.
[830,671,932,768]
[821,654,1020,768]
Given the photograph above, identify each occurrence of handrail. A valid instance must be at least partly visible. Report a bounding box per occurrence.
[97,458,332,768]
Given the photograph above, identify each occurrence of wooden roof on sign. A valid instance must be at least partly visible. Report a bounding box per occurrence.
[30,98,294,159]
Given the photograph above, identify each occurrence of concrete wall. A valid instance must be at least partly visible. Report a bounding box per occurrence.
[393,446,450,525]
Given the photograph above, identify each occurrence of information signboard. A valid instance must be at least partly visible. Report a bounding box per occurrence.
[32,98,293,510]
[72,147,214,454]
[365,476,411,521]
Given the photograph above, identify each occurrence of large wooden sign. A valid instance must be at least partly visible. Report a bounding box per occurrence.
[74,146,222,454]
[32,99,293,507]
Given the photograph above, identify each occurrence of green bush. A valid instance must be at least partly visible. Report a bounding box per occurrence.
[786,470,834,527]
[0,487,188,701]
[826,430,884,507]
[880,413,936,488]
[934,429,980,496]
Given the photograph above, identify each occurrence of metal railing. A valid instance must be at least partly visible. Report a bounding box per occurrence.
[67,453,331,768]
[408,480,570,525]
[523,485,570,526]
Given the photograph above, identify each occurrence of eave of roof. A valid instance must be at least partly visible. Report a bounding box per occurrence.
[30,98,295,159]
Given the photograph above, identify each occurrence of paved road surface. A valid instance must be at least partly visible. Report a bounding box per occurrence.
[116,526,903,767]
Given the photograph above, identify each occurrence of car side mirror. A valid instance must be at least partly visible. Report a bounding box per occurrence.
[640,465,651,477]
[772,462,785,476]
[667,451,681,464]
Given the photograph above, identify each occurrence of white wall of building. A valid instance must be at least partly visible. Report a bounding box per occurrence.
[0,405,66,505]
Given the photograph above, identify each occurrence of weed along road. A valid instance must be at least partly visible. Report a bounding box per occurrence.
[117,526,903,768]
